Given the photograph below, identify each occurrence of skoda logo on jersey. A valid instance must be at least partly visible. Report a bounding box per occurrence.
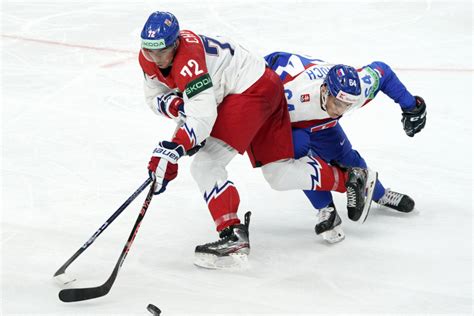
[141,39,166,49]
[185,74,213,98]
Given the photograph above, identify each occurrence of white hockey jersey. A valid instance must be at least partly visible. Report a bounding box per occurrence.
[140,30,265,150]
[265,52,416,130]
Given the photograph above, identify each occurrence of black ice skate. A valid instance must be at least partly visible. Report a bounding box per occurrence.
[194,211,251,269]
[376,189,415,213]
[345,167,378,223]
[315,202,345,243]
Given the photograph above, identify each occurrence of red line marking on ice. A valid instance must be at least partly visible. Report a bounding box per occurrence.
[2,34,135,54]
[101,57,137,68]
[3,34,473,72]
[2,34,136,67]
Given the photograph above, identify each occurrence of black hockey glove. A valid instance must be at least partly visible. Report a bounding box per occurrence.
[401,96,426,137]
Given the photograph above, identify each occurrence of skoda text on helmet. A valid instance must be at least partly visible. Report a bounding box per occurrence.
[322,64,361,112]
[141,11,180,50]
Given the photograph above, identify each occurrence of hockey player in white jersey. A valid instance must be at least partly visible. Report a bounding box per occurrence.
[265,52,427,243]
[139,12,376,268]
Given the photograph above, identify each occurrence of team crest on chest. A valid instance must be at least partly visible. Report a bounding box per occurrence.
[300,94,310,102]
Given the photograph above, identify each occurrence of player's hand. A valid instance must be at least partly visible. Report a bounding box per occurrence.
[148,141,185,194]
[157,92,184,121]
[402,96,426,137]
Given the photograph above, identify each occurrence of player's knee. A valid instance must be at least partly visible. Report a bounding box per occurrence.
[261,162,288,191]
[190,156,210,182]
[191,155,229,192]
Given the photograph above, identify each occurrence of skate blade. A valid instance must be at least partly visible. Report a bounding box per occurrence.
[357,170,378,224]
[194,253,249,270]
[322,226,345,244]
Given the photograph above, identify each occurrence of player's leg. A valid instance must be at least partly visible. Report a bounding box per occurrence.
[250,83,374,221]
[192,68,289,268]
[190,137,240,231]
[293,126,344,243]
[190,137,251,268]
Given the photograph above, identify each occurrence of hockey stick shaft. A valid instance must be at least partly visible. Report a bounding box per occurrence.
[58,178,156,302]
[53,177,152,278]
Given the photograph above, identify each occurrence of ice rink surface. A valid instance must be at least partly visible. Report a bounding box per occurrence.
[1,0,472,315]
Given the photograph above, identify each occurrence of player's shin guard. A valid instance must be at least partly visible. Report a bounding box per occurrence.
[261,156,348,192]
[204,181,241,231]
[306,156,348,192]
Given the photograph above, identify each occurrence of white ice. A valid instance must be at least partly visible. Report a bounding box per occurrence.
[1,0,472,315]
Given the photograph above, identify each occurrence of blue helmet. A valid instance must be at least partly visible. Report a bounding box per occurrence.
[324,64,361,104]
[141,12,180,50]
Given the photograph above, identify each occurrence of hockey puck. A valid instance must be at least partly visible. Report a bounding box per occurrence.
[147,303,161,315]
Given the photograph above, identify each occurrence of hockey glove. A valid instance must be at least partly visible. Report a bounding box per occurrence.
[157,92,185,121]
[401,96,427,137]
[148,141,185,195]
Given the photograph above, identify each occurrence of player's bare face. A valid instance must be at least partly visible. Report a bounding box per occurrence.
[142,46,175,69]
[326,95,352,118]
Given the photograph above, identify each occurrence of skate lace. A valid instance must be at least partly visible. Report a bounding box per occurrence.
[202,228,234,247]
[347,187,357,208]
[378,190,403,207]
[318,206,334,222]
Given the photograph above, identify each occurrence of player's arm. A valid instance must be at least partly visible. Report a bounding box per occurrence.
[167,37,218,151]
[363,61,427,137]
[172,72,217,151]
[139,50,185,121]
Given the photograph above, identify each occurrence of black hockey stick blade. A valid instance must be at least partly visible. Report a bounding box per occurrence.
[59,282,111,302]
[59,178,156,302]
[54,177,152,284]
[58,263,118,302]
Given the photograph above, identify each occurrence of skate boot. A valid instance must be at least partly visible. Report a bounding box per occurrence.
[376,189,415,212]
[194,212,251,269]
[346,167,378,223]
[315,202,345,244]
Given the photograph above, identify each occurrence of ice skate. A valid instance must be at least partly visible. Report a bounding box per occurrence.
[194,212,251,269]
[315,203,345,243]
[376,189,415,212]
[346,167,378,223]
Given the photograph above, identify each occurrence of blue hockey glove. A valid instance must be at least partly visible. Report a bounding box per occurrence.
[402,96,426,137]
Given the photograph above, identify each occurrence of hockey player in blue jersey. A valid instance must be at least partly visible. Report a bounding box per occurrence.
[265,52,427,243]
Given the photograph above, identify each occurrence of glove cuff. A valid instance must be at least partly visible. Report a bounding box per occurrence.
[404,96,426,114]
[152,141,185,163]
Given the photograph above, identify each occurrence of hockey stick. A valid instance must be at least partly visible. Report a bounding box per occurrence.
[58,177,156,302]
[53,177,152,285]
